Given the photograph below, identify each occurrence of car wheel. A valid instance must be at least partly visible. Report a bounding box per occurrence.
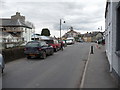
[54,48,57,52]
[41,51,46,59]
[2,68,3,73]
[27,56,31,59]
[50,49,54,55]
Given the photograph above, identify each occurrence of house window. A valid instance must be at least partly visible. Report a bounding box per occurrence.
[116,2,120,56]
[25,28,27,33]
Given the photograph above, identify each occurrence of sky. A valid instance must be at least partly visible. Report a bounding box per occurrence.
[0,0,106,37]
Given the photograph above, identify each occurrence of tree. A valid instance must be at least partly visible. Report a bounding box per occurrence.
[41,28,51,36]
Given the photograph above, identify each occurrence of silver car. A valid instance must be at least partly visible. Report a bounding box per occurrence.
[0,54,5,73]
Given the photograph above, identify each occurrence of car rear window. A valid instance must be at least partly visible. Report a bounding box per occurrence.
[26,42,39,47]
[46,40,54,44]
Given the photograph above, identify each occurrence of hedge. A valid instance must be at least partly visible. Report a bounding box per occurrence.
[2,47,26,63]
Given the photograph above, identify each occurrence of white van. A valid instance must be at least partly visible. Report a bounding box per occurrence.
[66,37,75,45]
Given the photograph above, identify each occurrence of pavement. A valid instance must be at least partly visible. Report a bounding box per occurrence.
[80,43,119,88]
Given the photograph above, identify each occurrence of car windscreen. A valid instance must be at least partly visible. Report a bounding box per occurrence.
[26,42,39,47]
[66,40,72,42]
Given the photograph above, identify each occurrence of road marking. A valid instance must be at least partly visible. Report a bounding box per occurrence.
[80,45,91,88]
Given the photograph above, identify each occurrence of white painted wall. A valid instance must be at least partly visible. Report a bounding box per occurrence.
[105,2,113,71]
[22,27,34,44]
[112,2,119,75]
[105,1,120,77]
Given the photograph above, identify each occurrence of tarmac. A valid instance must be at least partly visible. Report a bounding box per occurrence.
[80,43,119,89]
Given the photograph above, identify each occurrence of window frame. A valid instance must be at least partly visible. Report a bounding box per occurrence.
[116,2,120,57]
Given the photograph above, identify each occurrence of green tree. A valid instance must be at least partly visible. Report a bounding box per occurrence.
[41,28,51,36]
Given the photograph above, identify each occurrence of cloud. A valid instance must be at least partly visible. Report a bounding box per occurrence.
[1,0,106,37]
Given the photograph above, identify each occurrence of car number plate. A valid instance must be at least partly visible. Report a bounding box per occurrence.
[29,54,35,56]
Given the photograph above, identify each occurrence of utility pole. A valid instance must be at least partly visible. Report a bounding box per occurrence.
[60,19,62,39]
[60,19,65,40]
[101,26,102,32]
[98,26,102,32]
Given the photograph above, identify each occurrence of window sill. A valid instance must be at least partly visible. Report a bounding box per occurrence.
[115,51,120,57]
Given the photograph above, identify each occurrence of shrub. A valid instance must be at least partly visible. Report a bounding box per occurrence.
[2,47,25,63]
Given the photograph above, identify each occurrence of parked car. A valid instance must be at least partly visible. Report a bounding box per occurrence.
[45,39,61,52]
[0,54,5,73]
[66,39,74,45]
[24,41,54,59]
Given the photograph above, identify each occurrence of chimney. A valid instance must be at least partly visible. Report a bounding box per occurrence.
[11,12,25,22]
[16,12,20,16]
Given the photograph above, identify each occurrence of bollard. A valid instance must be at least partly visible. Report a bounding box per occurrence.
[90,45,94,54]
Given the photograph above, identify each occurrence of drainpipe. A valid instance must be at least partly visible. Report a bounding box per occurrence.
[110,0,113,73]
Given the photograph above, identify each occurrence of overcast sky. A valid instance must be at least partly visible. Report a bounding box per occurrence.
[0,0,106,37]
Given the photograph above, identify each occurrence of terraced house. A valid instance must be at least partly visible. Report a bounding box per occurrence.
[0,12,35,49]
[105,0,120,84]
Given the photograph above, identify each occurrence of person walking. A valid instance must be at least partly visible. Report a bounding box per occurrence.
[60,41,64,51]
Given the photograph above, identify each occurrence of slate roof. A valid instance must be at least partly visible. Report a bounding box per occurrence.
[0,18,32,29]
[84,33,92,37]
[84,32,103,37]
[67,30,78,34]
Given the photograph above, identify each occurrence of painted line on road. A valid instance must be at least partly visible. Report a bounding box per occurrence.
[80,45,91,88]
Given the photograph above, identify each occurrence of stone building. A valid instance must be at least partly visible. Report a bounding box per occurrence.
[82,32,103,42]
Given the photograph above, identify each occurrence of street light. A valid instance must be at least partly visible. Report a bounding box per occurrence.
[98,26,102,32]
[60,19,65,39]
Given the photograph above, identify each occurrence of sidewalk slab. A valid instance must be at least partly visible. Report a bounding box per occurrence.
[83,44,118,88]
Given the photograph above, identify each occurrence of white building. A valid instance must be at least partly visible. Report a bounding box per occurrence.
[62,27,80,38]
[105,0,120,82]
[0,12,35,48]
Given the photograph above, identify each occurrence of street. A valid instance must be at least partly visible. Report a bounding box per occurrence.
[2,43,91,88]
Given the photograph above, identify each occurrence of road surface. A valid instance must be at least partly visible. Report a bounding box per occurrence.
[2,42,91,88]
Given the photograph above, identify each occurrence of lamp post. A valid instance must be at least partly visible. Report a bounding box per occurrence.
[98,26,102,32]
[60,19,65,40]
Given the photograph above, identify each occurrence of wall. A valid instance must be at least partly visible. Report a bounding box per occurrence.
[105,1,120,78]
[23,27,33,43]
[105,2,113,71]
[112,2,120,77]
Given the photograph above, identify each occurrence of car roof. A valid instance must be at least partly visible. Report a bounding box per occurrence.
[27,40,45,43]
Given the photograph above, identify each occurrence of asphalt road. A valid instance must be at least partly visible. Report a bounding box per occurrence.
[2,42,91,88]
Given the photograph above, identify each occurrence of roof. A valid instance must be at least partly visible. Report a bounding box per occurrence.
[0,18,32,29]
[84,32,103,37]
[84,33,92,37]
[2,32,13,38]
[67,30,78,34]
[39,36,52,40]
[31,35,53,40]
[67,37,74,39]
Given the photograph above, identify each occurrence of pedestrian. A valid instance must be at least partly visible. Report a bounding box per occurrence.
[60,41,64,51]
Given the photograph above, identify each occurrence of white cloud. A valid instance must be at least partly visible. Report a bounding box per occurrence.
[1,0,106,37]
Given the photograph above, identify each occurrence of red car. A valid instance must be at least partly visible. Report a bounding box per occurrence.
[45,39,61,52]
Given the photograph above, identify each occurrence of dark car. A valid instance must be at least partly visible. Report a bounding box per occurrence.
[0,54,5,73]
[24,41,54,59]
